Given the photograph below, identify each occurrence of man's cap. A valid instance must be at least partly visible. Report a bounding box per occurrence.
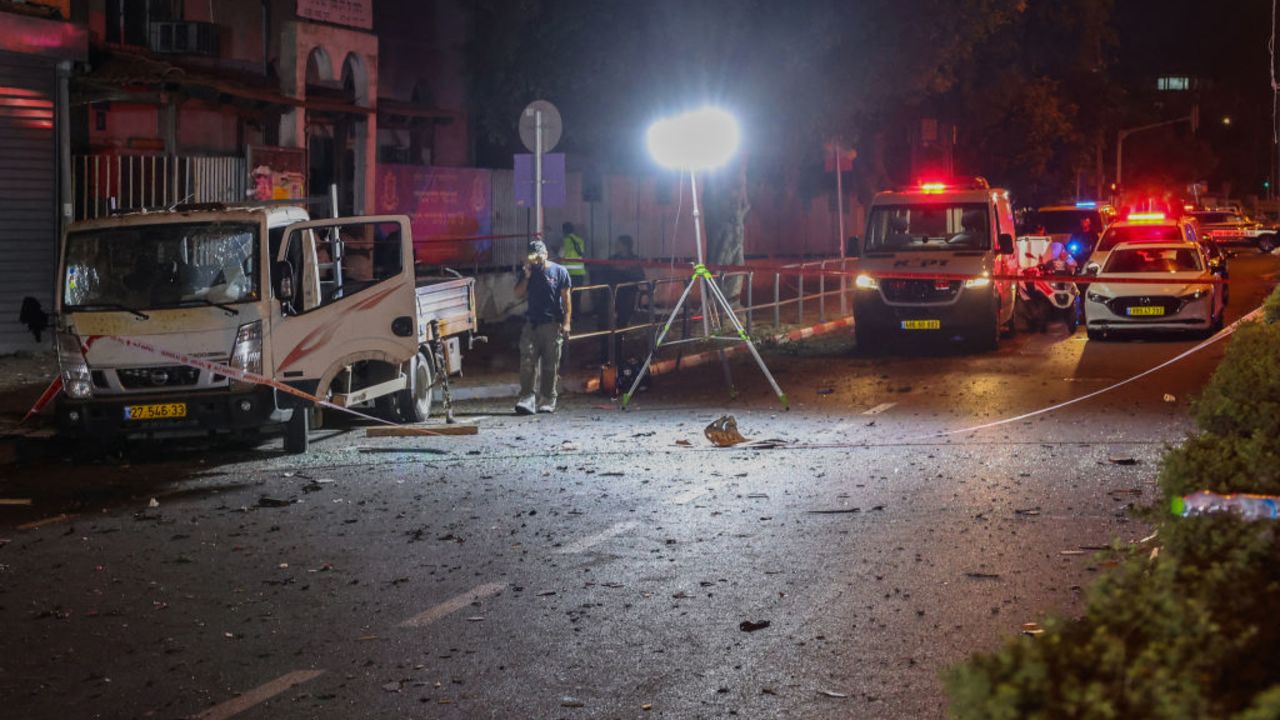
[528,240,548,256]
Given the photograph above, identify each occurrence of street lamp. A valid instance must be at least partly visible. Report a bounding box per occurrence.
[620,107,787,409]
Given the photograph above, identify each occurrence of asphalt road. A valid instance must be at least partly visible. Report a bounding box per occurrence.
[1,251,1277,720]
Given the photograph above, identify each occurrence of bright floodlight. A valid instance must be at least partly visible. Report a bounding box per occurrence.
[646,107,740,170]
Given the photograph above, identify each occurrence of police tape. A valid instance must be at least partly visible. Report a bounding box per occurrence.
[580,256,1236,286]
[27,335,459,437]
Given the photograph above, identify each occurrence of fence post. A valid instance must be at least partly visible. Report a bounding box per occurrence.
[819,260,827,323]
[773,272,781,328]
[746,271,754,335]
[648,280,657,357]
[797,269,805,324]
[840,258,848,317]
[607,285,617,370]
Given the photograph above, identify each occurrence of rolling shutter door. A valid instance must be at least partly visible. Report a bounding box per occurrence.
[0,51,57,352]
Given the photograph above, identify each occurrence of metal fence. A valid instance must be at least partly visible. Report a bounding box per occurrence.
[566,257,856,370]
[72,154,247,221]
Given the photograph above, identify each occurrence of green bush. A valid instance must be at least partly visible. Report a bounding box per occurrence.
[1264,285,1280,325]
[948,285,1280,719]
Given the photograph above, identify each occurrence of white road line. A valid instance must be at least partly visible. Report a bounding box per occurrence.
[672,484,717,506]
[400,582,507,628]
[554,521,639,554]
[191,669,325,720]
[862,402,897,416]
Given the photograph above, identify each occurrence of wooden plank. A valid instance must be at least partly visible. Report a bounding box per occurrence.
[365,425,479,437]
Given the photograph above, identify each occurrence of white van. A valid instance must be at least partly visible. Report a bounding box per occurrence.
[849,179,1020,351]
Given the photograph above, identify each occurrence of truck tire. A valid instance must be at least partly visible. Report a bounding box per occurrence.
[970,303,1001,352]
[283,407,309,454]
[395,351,434,424]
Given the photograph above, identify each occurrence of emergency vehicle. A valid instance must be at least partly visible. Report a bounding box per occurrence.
[849,179,1020,351]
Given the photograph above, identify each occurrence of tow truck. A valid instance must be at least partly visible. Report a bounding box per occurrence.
[54,205,476,453]
[848,178,1020,351]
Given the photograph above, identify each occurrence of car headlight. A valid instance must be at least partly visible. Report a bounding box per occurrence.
[1180,288,1209,301]
[855,274,879,290]
[1086,290,1111,303]
[56,331,93,399]
[229,320,263,376]
[963,275,991,289]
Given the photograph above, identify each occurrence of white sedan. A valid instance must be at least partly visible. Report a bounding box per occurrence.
[1083,242,1224,340]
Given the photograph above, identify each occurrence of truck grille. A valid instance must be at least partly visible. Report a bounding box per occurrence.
[881,279,961,304]
[117,365,201,389]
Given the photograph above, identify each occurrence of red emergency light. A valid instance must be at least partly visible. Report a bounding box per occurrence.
[919,182,947,194]
[1127,212,1167,223]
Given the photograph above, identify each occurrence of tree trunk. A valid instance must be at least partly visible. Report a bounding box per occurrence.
[702,157,751,304]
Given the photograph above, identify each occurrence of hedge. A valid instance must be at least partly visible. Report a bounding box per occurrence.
[948,285,1280,719]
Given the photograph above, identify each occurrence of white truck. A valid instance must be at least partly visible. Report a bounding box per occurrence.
[849,178,1021,351]
[54,205,476,453]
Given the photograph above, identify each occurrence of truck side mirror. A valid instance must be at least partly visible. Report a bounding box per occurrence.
[845,236,860,258]
[997,233,1015,255]
[275,260,295,302]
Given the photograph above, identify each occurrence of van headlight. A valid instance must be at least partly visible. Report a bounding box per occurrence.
[855,274,879,290]
[229,320,263,376]
[56,332,93,399]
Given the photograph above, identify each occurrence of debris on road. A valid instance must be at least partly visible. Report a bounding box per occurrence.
[0,498,33,506]
[818,690,849,699]
[674,439,693,446]
[806,508,861,515]
[964,572,1002,579]
[1107,457,1140,465]
[705,416,747,447]
[365,425,479,437]
[560,697,585,708]
[1163,393,1177,403]
[560,441,579,451]
[816,387,834,395]
[1014,507,1042,516]
[257,496,295,508]
[147,498,159,508]
[17,514,73,531]
[1022,622,1045,636]
[739,619,771,632]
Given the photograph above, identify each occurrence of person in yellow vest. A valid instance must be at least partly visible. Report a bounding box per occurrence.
[559,222,588,319]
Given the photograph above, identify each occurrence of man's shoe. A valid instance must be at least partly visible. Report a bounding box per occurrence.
[514,400,537,415]
[537,403,556,414]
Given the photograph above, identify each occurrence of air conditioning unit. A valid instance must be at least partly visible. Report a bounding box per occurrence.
[149,21,220,56]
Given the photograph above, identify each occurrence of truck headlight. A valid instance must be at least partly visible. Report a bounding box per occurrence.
[56,332,93,399]
[855,274,879,290]
[229,320,263,376]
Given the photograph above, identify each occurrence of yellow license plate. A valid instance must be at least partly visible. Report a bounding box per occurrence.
[124,403,187,420]
[1126,306,1165,317]
[901,319,941,330]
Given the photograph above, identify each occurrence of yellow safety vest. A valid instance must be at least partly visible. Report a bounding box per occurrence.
[561,233,587,277]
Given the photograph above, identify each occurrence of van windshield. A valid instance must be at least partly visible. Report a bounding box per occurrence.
[865,203,990,252]
[63,222,259,311]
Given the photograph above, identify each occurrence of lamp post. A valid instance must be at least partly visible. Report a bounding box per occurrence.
[621,108,788,409]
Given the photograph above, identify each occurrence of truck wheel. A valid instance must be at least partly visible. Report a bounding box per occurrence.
[970,305,1000,352]
[283,407,309,454]
[395,352,434,423]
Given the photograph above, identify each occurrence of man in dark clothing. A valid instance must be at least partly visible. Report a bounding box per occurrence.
[514,240,573,414]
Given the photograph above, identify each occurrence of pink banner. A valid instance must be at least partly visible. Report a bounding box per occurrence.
[376,165,492,266]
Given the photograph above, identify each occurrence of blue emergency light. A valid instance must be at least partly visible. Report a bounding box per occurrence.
[1067,240,1084,257]
[1075,201,1097,209]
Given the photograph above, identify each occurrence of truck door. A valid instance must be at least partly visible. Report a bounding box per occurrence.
[270,216,417,393]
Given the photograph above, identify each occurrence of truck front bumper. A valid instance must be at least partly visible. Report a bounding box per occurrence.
[853,287,995,336]
[56,386,290,439]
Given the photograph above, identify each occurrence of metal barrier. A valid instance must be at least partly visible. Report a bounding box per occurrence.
[72,154,247,220]
[566,257,855,373]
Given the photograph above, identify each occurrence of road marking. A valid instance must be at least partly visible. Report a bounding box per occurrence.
[400,582,507,628]
[862,402,896,415]
[191,669,325,720]
[672,484,717,505]
[554,521,639,553]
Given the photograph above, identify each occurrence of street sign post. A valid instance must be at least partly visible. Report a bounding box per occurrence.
[519,100,562,241]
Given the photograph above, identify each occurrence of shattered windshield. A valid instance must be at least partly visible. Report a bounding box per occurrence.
[63,222,259,310]
[865,203,991,252]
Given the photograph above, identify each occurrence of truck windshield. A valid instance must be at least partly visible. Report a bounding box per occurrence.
[865,203,990,252]
[63,222,259,311]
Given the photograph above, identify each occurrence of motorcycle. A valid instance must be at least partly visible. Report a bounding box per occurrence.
[1018,257,1080,334]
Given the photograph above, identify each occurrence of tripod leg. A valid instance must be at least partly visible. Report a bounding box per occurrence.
[621,275,699,409]
[704,275,789,409]
[704,276,737,398]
